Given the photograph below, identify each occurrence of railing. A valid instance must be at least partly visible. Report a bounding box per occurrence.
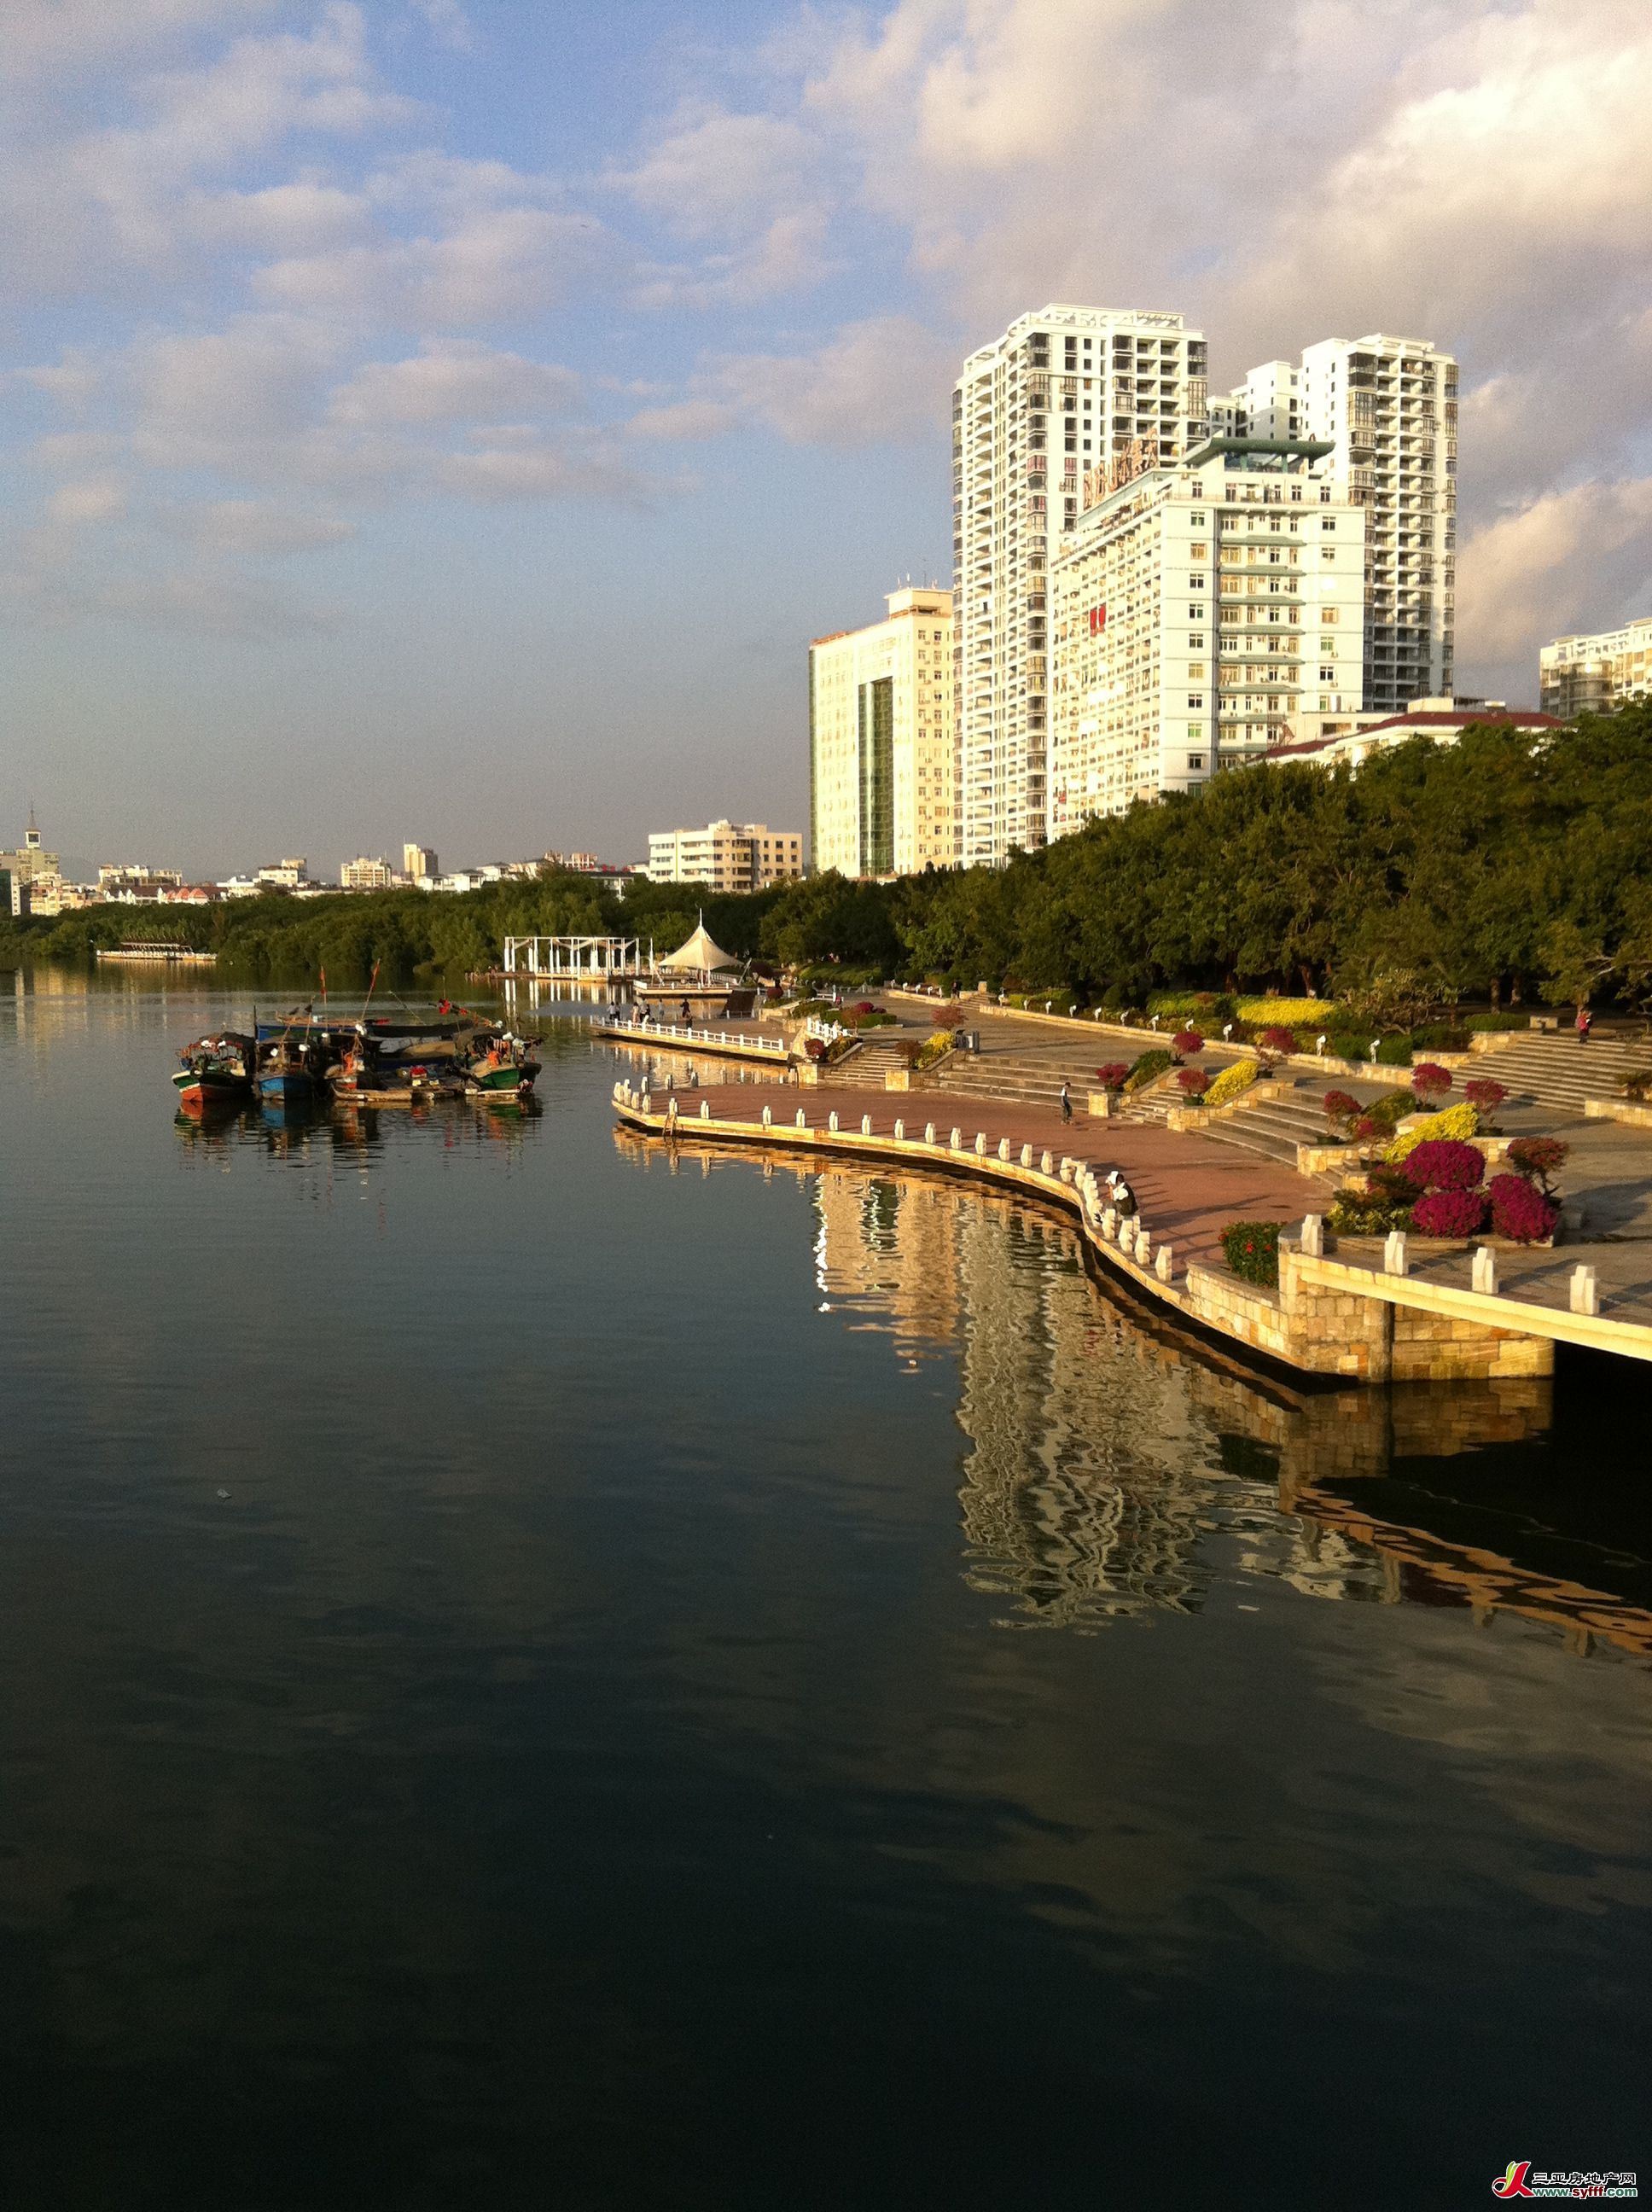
[603,1016,788,1057]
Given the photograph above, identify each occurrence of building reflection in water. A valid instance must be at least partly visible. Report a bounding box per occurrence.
[799,1158,1650,1659]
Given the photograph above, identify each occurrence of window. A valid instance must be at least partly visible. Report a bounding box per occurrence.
[1321,516,1336,531]
[1188,754,1206,770]
[1320,666,1336,682]
[1322,548,1336,562]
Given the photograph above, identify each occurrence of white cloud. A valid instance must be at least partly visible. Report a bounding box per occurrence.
[627,399,737,442]
[48,478,130,526]
[434,436,652,505]
[0,0,271,82]
[632,209,835,310]
[408,0,475,54]
[174,498,357,553]
[1457,480,1652,667]
[253,206,608,325]
[329,341,581,426]
[609,105,821,238]
[709,316,953,445]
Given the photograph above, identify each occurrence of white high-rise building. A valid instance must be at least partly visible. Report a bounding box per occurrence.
[952,306,1209,867]
[1539,614,1652,719]
[1219,335,1457,715]
[1049,439,1365,825]
[810,587,954,877]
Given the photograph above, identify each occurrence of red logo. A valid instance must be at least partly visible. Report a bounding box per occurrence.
[1493,2163,1535,2199]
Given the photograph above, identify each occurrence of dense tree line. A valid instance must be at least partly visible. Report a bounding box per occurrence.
[7,704,1651,1008]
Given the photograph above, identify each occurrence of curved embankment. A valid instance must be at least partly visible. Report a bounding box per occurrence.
[611,1083,1564,1386]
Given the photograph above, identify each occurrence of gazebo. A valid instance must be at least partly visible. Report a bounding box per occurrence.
[637,916,757,1013]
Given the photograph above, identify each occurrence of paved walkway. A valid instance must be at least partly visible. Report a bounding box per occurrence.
[672,1080,1329,1277]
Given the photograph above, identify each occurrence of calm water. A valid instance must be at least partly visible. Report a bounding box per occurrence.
[2,980,1649,2211]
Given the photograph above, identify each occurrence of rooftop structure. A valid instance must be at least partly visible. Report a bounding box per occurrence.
[1539,614,1652,719]
[1259,697,1561,771]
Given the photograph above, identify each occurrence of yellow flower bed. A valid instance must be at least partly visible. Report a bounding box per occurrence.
[1204,1058,1265,1109]
[1384,1100,1480,1161]
[1235,996,1337,1025]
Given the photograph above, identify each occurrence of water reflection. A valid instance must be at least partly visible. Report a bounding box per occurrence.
[802,1161,1649,1658]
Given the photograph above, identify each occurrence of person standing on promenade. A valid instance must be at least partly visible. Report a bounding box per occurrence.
[1060,1080,1072,1123]
[1577,1005,1592,1045]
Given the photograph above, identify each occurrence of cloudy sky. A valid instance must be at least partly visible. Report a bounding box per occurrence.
[3,0,1649,876]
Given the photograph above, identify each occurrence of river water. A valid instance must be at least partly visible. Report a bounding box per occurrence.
[2,980,1648,2210]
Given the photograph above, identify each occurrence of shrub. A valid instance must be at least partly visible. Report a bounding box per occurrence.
[1124,1048,1175,1093]
[1465,1010,1530,1033]
[1235,997,1335,1025]
[1364,1088,1416,1134]
[1172,1027,1204,1057]
[1176,1067,1211,1096]
[1411,1024,1471,1051]
[1401,1138,1485,1192]
[1352,1115,1379,1141]
[1411,1187,1490,1237]
[1507,1136,1568,1195]
[1328,1031,1374,1063]
[1095,1062,1131,1089]
[1221,1220,1283,1287]
[1257,1025,1298,1057]
[1323,1088,1361,1131]
[928,1003,963,1027]
[1386,1100,1480,1161]
[1374,1033,1414,1066]
[1463,1077,1508,1120]
[1623,1068,1652,1102]
[1411,1060,1453,1102]
[1487,1173,1559,1243]
[1205,1057,1264,1109]
[1328,1169,1416,1235]
[1148,990,1234,1019]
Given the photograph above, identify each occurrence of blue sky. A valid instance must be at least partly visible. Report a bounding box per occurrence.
[3,0,1649,876]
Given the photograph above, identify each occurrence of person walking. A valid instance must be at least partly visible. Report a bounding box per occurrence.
[1059,1080,1072,1124]
[1577,1004,1592,1045]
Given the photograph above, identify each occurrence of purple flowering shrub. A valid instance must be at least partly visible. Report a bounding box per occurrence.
[1487,1173,1559,1243]
[1411,1187,1490,1237]
[1401,1138,1486,1192]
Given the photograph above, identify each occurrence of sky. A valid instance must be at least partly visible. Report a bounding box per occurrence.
[3,0,1649,878]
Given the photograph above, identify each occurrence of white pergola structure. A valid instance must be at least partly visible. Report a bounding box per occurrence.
[502,934,643,980]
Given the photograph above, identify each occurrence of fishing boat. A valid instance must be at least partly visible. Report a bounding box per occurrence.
[461,1030,542,1099]
[255,1019,330,1103]
[172,1032,254,1109]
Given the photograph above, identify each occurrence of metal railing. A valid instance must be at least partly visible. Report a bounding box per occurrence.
[603,1016,788,1057]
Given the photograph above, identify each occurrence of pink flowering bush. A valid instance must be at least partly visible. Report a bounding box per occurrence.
[1257,1025,1297,1057]
[1176,1067,1211,1096]
[1487,1172,1559,1243]
[1411,1187,1490,1237]
[1411,1061,1453,1103]
[1095,1062,1130,1090]
[1401,1138,1486,1192]
[1172,1027,1204,1057]
[1323,1088,1361,1130]
[1463,1076,1508,1118]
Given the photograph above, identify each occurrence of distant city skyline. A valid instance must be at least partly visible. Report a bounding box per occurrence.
[3,3,1649,873]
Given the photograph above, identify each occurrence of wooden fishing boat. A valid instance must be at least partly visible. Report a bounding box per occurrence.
[462,1032,542,1098]
[172,1032,254,1109]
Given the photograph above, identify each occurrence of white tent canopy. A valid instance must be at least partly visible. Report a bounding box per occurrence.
[655,918,742,975]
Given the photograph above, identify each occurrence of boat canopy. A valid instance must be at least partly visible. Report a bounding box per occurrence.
[655,920,742,975]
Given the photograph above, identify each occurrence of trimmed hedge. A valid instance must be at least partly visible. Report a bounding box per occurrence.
[1221,1220,1283,1288]
[1385,1101,1480,1161]
[1124,1048,1175,1093]
[1204,1057,1265,1109]
[1235,997,1335,1025]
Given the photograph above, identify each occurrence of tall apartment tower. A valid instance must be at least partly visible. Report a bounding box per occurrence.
[810,587,954,878]
[952,306,1208,866]
[1298,336,1456,713]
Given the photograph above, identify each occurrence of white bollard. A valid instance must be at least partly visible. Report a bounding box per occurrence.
[1135,1229,1152,1269]
[950,1127,963,1150]
[1471,1245,1498,1295]
[1300,1214,1324,1257]
[1020,1144,1032,1168]
[861,1114,872,1137]
[1155,1246,1172,1282]
[762,1105,772,1127]
[924,1122,937,1145]
[1102,1206,1117,1241]
[1041,1150,1054,1175]
[828,1111,839,1133]
[974,1132,987,1156]
[1060,1159,1075,1184]
[641,1092,652,1115]
[1383,1230,1408,1277]
[998,1138,1010,1161]
[795,1109,807,1129]
[700,1099,710,1120]
[894,1119,905,1141]
[1570,1265,1599,1317]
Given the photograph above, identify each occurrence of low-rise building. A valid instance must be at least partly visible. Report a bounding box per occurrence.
[1539,615,1652,718]
[1260,698,1561,771]
[810,586,955,877]
[1048,436,1365,827]
[2,812,60,914]
[256,858,309,889]
[645,821,803,892]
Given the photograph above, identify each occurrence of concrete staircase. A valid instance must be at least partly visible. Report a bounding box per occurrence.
[828,1035,914,1089]
[1201,1082,1339,1166]
[1468,1033,1651,1118]
[924,1045,1079,1114]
